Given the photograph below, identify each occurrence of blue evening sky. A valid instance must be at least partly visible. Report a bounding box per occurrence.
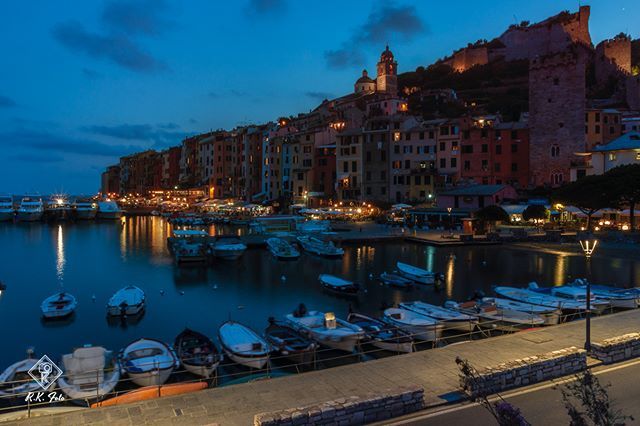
[0,0,637,194]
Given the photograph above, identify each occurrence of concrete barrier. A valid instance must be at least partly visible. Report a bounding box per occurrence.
[253,385,424,426]
[461,346,586,397]
[591,332,640,364]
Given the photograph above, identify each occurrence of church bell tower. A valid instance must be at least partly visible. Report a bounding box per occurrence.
[376,45,398,94]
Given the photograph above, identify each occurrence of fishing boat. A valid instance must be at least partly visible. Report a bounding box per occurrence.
[567,279,640,309]
[319,274,359,296]
[379,272,413,288]
[481,297,561,325]
[73,198,97,220]
[218,321,270,369]
[91,382,207,408]
[296,235,344,258]
[106,286,145,316]
[209,236,247,260]
[264,319,317,366]
[97,200,122,220]
[444,300,545,332]
[57,345,120,402]
[0,352,41,397]
[266,237,300,260]
[0,195,14,221]
[494,286,586,314]
[399,301,477,332]
[120,338,179,387]
[174,328,222,378]
[285,305,364,352]
[527,283,611,314]
[382,308,444,342]
[168,230,209,264]
[347,312,414,353]
[396,262,439,285]
[16,196,44,222]
[40,292,77,319]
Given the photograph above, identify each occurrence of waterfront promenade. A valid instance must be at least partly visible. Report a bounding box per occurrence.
[10,309,640,426]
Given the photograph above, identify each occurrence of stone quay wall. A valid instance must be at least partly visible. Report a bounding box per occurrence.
[253,385,424,426]
[591,332,640,364]
[461,346,586,397]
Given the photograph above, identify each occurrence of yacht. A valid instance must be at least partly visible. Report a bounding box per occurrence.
[45,195,72,222]
[73,198,98,220]
[97,200,122,220]
[0,195,14,221]
[16,196,44,222]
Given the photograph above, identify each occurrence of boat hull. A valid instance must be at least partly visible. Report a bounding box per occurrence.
[58,369,120,402]
[223,350,269,370]
[309,332,360,352]
[97,211,122,220]
[369,339,414,354]
[16,211,43,222]
[126,367,174,387]
[212,249,245,260]
[182,361,219,378]
[383,319,443,342]
[107,304,144,316]
[0,359,42,397]
[397,271,434,285]
[0,211,13,221]
[75,210,97,220]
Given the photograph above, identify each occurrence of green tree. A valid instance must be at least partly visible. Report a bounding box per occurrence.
[603,164,640,231]
[522,205,548,222]
[553,175,614,231]
[475,205,510,232]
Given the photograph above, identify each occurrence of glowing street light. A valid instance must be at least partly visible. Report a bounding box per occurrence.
[579,237,598,351]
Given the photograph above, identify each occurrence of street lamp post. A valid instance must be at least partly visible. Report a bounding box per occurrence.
[579,238,598,351]
[447,207,453,235]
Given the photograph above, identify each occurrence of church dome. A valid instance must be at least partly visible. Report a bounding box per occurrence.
[356,69,374,84]
[380,45,394,61]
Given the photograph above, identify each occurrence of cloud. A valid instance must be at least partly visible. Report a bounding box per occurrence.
[189,118,198,124]
[9,153,64,163]
[0,95,16,108]
[102,0,170,36]
[208,91,220,99]
[52,21,165,72]
[245,0,286,17]
[305,91,333,101]
[158,122,180,130]
[324,3,427,69]
[81,123,190,148]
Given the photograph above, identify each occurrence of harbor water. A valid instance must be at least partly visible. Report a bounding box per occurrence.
[1,217,640,370]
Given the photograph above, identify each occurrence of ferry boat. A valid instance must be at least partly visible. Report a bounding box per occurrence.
[0,195,14,221]
[73,198,98,220]
[97,200,122,220]
[45,195,72,222]
[16,196,44,222]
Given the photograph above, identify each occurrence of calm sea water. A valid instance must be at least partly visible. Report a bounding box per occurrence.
[1,217,639,370]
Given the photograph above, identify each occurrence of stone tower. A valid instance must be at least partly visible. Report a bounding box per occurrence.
[595,35,632,83]
[376,45,398,94]
[528,48,587,187]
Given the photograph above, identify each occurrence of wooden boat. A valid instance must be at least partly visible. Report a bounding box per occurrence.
[399,301,477,332]
[266,238,300,260]
[57,345,120,402]
[40,292,77,319]
[107,286,145,316]
[347,312,414,353]
[209,236,247,260]
[174,329,222,378]
[120,338,179,387]
[444,300,545,332]
[218,321,270,369]
[379,272,413,288]
[0,353,41,397]
[319,274,359,296]
[528,283,611,314]
[296,236,344,258]
[567,279,640,309]
[91,382,207,408]
[396,262,438,284]
[264,319,317,366]
[481,297,561,325]
[382,308,444,342]
[494,286,585,314]
[285,305,364,352]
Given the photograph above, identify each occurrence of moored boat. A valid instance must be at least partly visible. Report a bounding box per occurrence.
[399,301,477,332]
[567,279,640,309]
[91,382,207,408]
[347,312,414,353]
[210,236,247,260]
[41,292,77,319]
[379,272,413,288]
[218,321,270,369]
[45,195,72,222]
[97,200,122,220]
[174,328,222,378]
[16,196,44,222]
[0,195,14,221]
[0,352,41,397]
[396,262,439,285]
[285,305,364,352]
[73,199,97,220]
[481,297,561,325]
[120,338,178,387]
[444,300,545,332]
[319,274,359,296]
[169,230,209,264]
[107,286,145,316]
[57,345,120,403]
[527,282,611,314]
[266,237,300,260]
[494,285,586,314]
[296,235,344,258]
[382,308,443,342]
[264,319,317,366]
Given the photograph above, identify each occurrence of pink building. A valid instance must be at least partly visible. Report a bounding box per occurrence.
[437,184,518,209]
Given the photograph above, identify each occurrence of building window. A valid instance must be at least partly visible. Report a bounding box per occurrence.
[394,145,400,154]
[511,163,518,172]
[351,161,357,172]
[393,132,401,142]
[366,151,371,162]
[381,150,386,161]
[481,144,488,153]
[481,128,488,138]
[462,145,473,154]
[415,176,421,185]
[595,113,600,122]
[595,125,601,134]
[608,153,617,161]
[366,187,371,195]
[405,160,410,169]
[609,126,615,134]
[495,163,501,172]
[551,145,560,157]
[439,142,445,151]
[343,162,348,173]
[380,171,386,180]
[463,160,470,171]
[440,158,446,168]
[450,158,457,168]
[511,144,518,153]
[496,145,502,155]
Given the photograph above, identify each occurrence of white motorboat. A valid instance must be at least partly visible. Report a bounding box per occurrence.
[0,195,14,221]
[399,301,477,332]
[319,274,359,296]
[266,237,300,260]
[396,262,439,285]
[73,199,98,220]
[0,352,41,397]
[444,300,545,332]
[16,196,44,222]
[174,328,222,378]
[97,200,122,220]
[494,285,586,314]
[528,283,611,314]
[210,236,247,260]
[169,230,209,264]
[120,338,178,387]
[567,279,640,309]
[57,345,120,402]
[107,286,145,316]
[481,297,561,326]
[45,196,72,222]
[296,235,344,258]
[218,321,270,369]
[379,272,413,288]
[347,312,414,353]
[41,292,77,319]
[285,306,364,352]
[382,308,443,342]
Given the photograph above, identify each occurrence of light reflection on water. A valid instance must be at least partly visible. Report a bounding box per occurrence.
[55,225,65,283]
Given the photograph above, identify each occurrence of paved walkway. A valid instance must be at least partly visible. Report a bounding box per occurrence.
[10,309,640,426]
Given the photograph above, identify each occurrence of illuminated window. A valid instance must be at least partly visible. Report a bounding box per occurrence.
[609,153,617,161]
[393,132,401,142]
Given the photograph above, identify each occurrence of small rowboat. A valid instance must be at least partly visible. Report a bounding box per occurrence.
[319,274,359,296]
[444,300,545,332]
[174,328,222,378]
[396,262,438,284]
[382,308,444,342]
[218,321,270,369]
[91,382,207,408]
[107,286,145,317]
[0,352,41,397]
[120,338,179,387]
[379,272,413,288]
[41,292,77,319]
[347,312,414,353]
[399,301,477,332]
[264,319,316,366]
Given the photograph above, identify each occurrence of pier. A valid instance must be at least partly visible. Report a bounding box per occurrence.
[10,309,640,426]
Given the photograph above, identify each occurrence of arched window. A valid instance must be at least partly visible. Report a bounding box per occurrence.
[550,145,560,157]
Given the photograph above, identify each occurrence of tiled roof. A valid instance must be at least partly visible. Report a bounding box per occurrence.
[439,184,509,196]
[592,132,640,152]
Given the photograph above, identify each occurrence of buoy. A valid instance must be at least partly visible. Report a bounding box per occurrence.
[368,273,374,279]
[213,284,218,290]
[160,290,165,295]
[237,305,244,310]
[180,291,185,296]
[482,261,487,266]
[91,294,96,302]
[281,275,286,281]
